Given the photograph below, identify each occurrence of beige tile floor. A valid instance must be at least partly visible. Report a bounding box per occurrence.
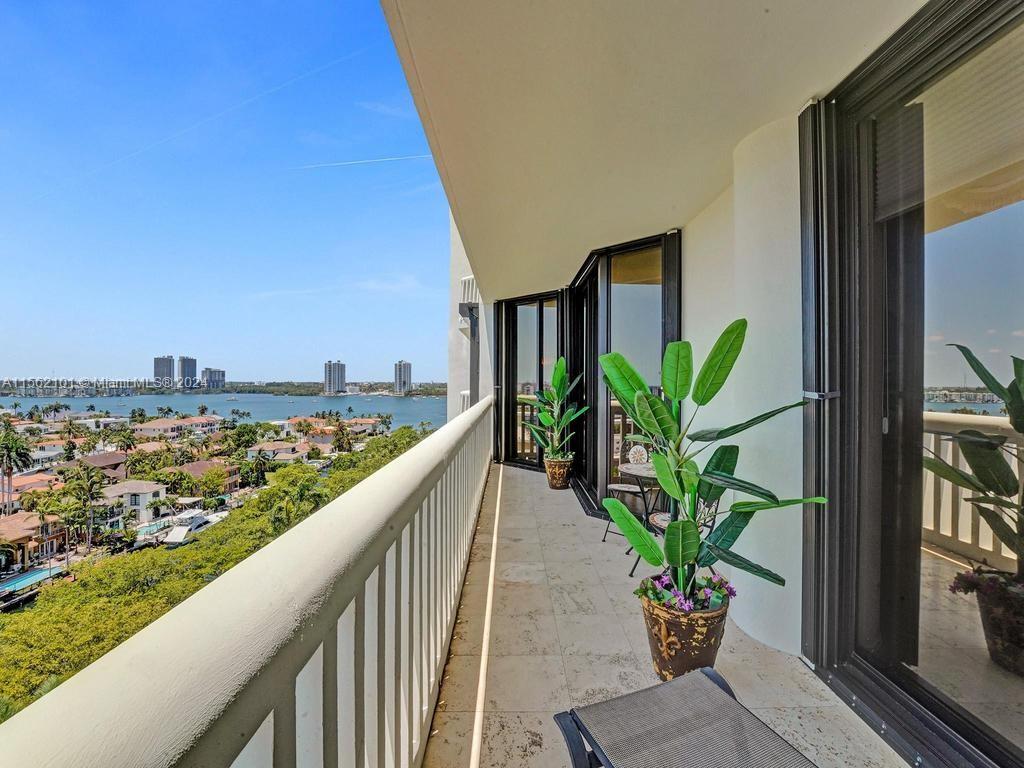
[915,548,1024,751]
[424,465,905,768]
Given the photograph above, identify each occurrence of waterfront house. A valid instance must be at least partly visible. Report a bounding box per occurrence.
[73,416,130,432]
[246,440,312,463]
[101,480,168,526]
[3,3,1023,767]
[0,473,64,512]
[0,511,64,568]
[132,415,223,439]
[55,451,129,481]
[158,460,240,494]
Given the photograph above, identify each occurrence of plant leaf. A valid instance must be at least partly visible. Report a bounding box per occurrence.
[689,401,806,442]
[626,434,652,445]
[662,341,693,402]
[599,353,650,415]
[730,497,827,513]
[703,542,785,586]
[700,470,779,504]
[696,445,739,503]
[602,497,663,567]
[651,453,685,501]
[1007,380,1024,434]
[922,456,987,493]
[949,344,1009,401]
[637,392,678,442]
[524,423,550,451]
[692,319,747,405]
[971,503,1024,558]
[957,429,1019,497]
[538,411,555,428]
[552,357,567,398]
[698,497,826,567]
[664,518,700,567]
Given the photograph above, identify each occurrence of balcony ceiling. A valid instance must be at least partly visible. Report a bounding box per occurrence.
[382,0,925,300]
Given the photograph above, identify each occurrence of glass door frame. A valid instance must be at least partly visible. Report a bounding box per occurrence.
[567,231,681,514]
[495,291,563,470]
[800,2,1024,766]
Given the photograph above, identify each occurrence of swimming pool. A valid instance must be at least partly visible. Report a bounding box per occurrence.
[137,520,173,536]
[0,566,64,594]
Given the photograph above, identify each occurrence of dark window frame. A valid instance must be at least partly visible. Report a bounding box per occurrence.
[800,2,1024,766]
[494,290,563,470]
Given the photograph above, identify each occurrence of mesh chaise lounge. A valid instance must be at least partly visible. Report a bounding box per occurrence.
[554,668,817,768]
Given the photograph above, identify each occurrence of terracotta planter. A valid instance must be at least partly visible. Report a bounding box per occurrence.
[544,457,572,490]
[640,596,728,680]
[976,582,1024,676]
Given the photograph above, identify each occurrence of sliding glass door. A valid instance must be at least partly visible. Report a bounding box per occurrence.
[804,7,1024,766]
[499,293,560,468]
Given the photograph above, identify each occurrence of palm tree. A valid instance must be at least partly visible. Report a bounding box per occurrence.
[9,401,21,417]
[294,420,313,442]
[197,404,208,416]
[249,450,273,487]
[59,417,86,441]
[0,428,32,515]
[157,406,173,419]
[66,464,106,553]
[0,537,17,571]
[331,424,353,454]
[111,429,136,454]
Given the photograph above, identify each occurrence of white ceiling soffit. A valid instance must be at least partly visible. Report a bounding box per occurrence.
[382,0,925,300]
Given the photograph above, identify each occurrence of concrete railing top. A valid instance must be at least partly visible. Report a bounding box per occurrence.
[0,397,494,768]
[923,409,1019,441]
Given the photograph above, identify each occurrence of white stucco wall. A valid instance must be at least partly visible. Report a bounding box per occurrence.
[448,213,494,421]
[679,116,805,655]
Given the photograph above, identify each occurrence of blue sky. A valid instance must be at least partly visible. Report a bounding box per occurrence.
[0,0,449,382]
[925,200,1024,387]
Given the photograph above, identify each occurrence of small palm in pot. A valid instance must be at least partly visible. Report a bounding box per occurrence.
[599,318,826,679]
[519,357,588,489]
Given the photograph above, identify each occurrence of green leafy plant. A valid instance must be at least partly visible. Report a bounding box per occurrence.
[599,318,826,610]
[923,344,1024,582]
[518,356,588,460]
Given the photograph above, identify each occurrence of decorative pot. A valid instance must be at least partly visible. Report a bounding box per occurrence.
[976,581,1024,676]
[543,457,573,490]
[640,596,728,680]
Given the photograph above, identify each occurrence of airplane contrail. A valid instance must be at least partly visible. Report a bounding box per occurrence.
[33,49,365,201]
[292,154,433,170]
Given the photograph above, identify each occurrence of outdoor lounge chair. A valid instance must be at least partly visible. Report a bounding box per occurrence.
[554,668,816,768]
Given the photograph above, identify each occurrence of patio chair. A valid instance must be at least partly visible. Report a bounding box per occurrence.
[554,668,816,768]
[601,483,644,542]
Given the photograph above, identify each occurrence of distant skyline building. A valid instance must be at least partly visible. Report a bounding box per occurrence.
[153,355,174,385]
[324,360,346,395]
[394,360,413,395]
[202,367,226,389]
[177,356,198,389]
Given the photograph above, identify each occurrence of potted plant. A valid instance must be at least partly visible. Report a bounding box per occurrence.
[922,344,1024,676]
[599,319,826,679]
[519,356,588,490]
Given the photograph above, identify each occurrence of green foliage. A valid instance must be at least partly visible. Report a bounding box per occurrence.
[0,427,426,719]
[923,345,1024,577]
[517,357,588,460]
[598,319,825,601]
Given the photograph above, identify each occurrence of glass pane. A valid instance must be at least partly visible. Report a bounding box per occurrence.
[515,302,539,461]
[863,22,1024,757]
[542,298,558,389]
[608,246,662,483]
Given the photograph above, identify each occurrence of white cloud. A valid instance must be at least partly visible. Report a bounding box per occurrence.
[926,334,945,342]
[987,329,997,335]
[1013,330,1024,337]
[988,348,1003,354]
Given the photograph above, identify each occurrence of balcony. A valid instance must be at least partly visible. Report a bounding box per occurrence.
[422,464,903,768]
[2,399,1013,767]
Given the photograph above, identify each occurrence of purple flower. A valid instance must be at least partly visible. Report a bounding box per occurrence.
[653,573,671,589]
[680,598,694,612]
[703,587,714,599]
[725,584,737,598]
[711,574,722,584]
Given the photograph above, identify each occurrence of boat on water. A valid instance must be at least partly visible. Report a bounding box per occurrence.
[226,396,239,401]
[163,511,212,548]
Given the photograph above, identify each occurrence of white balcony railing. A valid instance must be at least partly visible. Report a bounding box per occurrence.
[458,275,480,305]
[1,397,494,768]
[922,410,1019,571]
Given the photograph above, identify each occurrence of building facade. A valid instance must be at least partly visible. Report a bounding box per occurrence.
[393,359,412,395]
[323,360,346,394]
[153,355,174,386]
[201,368,226,389]
[177,356,198,389]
